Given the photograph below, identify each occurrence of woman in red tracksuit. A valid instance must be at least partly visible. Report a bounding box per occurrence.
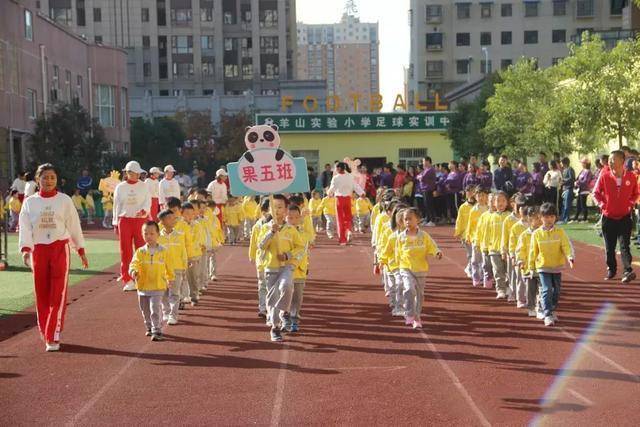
[19,163,88,352]
[328,162,365,246]
[113,161,151,292]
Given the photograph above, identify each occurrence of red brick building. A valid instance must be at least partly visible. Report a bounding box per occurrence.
[0,0,129,189]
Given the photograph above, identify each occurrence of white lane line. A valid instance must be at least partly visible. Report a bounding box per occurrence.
[418,330,492,427]
[270,342,291,427]
[568,388,594,407]
[67,341,152,426]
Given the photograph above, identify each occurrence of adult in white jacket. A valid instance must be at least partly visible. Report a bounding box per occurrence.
[328,162,364,245]
[159,164,181,208]
[113,161,151,291]
[206,169,229,224]
[146,167,161,221]
[19,163,88,352]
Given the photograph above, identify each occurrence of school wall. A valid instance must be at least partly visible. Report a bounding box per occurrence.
[279,130,453,171]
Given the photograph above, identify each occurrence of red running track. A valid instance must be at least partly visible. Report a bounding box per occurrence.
[1,227,639,425]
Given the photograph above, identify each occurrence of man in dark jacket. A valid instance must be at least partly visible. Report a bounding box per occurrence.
[493,155,514,194]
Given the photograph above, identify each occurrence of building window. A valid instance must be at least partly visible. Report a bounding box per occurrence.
[426,60,443,78]
[524,2,538,17]
[93,7,101,22]
[524,30,538,44]
[480,32,492,46]
[500,59,512,69]
[611,0,625,16]
[65,70,72,102]
[142,36,151,48]
[76,75,83,100]
[553,0,567,16]
[426,33,443,50]
[27,89,37,119]
[552,29,566,43]
[24,10,33,41]
[201,35,214,50]
[173,62,194,78]
[576,0,594,17]
[224,64,239,77]
[202,60,215,76]
[426,5,442,22]
[501,31,512,45]
[159,89,169,96]
[74,2,85,26]
[456,3,470,19]
[261,63,279,79]
[456,32,470,46]
[171,7,193,24]
[480,59,492,74]
[143,62,152,76]
[159,63,168,79]
[121,87,127,128]
[141,8,149,22]
[201,5,213,21]
[399,148,428,169]
[95,35,102,43]
[260,9,278,28]
[501,3,512,17]
[291,150,319,173]
[203,89,214,95]
[242,63,253,79]
[552,57,564,66]
[50,5,72,25]
[157,0,166,26]
[94,85,115,127]
[456,59,469,74]
[481,3,492,18]
[260,37,279,54]
[224,38,235,51]
[241,38,252,57]
[171,36,193,54]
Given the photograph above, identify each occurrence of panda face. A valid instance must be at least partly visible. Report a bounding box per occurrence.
[245,124,281,151]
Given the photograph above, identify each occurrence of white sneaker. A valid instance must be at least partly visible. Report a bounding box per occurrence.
[425,221,435,227]
[391,308,404,317]
[552,313,559,322]
[528,309,537,317]
[45,342,60,352]
[162,314,170,322]
[211,275,218,281]
[122,281,137,292]
[167,316,178,325]
[536,311,545,320]
[496,291,507,299]
[517,302,527,309]
[544,316,555,327]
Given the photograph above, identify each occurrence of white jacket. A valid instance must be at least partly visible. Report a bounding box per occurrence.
[328,173,364,197]
[19,191,85,253]
[206,180,228,205]
[145,177,160,198]
[112,180,151,225]
[159,178,181,203]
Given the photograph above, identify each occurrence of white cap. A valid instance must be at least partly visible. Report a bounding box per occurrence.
[124,161,144,174]
[216,168,228,177]
[149,167,161,174]
[164,165,176,173]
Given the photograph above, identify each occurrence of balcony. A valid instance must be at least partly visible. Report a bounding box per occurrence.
[571,29,639,48]
[426,5,442,24]
[426,33,444,51]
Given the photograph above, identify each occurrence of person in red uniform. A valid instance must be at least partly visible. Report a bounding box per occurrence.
[113,161,151,291]
[593,150,638,283]
[328,162,365,246]
[19,163,88,352]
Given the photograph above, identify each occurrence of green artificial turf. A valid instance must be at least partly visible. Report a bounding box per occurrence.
[559,222,640,258]
[0,235,119,316]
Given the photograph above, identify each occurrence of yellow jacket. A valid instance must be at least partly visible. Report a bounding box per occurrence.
[158,229,188,278]
[301,214,316,244]
[258,221,305,272]
[515,228,534,275]
[225,203,243,226]
[249,218,267,271]
[487,211,509,254]
[102,193,113,210]
[373,212,391,248]
[466,204,487,245]
[355,197,373,215]
[500,213,518,254]
[203,208,224,248]
[184,220,203,259]
[380,230,400,271]
[454,201,473,239]
[129,244,170,292]
[508,220,527,255]
[397,230,440,273]
[376,226,393,263]
[242,197,259,220]
[171,217,196,260]
[293,222,314,280]
[309,198,323,217]
[529,226,574,272]
[71,194,85,210]
[320,196,336,216]
[371,203,382,228]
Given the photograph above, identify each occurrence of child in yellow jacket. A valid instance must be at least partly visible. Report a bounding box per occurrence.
[286,207,315,332]
[225,197,243,244]
[398,208,442,329]
[249,199,271,318]
[206,200,224,282]
[529,203,574,327]
[309,191,323,232]
[487,191,511,299]
[380,206,407,317]
[242,195,259,240]
[181,202,203,305]
[355,193,373,233]
[467,188,490,287]
[505,194,528,308]
[8,190,21,231]
[158,209,188,324]
[454,185,476,278]
[516,205,539,318]
[129,221,170,341]
[320,194,337,239]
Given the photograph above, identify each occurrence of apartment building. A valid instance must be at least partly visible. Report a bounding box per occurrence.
[407,0,628,106]
[0,0,128,189]
[40,0,297,97]
[296,11,379,103]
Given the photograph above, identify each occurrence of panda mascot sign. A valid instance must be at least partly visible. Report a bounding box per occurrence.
[227,124,310,196]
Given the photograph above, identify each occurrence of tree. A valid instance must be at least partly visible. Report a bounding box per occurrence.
[447,74,500,159]
[130,116,187,169]
[30,102,107,189]
[213,110,254,165]
[174,110,216,170]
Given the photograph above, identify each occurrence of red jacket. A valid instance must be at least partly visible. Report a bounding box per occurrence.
[593,168,638,220]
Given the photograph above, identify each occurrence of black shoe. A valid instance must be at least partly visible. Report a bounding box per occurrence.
[270,327,283,342]
[145,329,152,337]
[622,271,636,283]
[258,312,267,319]
[605,270,616,280]
[151,333,164,341]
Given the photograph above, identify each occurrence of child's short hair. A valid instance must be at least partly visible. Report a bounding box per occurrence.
[206,200,216,208]
[475,186,489,195]
[289,195,304,206]
[514,194,528,211]
[143,220,160,232]
[181,202,194,211]
[158,209,173,220]
[167,197,182,209]
[197,189,209,198]
[311,190,321,197]
[540,202,557,216]
[527,205,540,218]
[272,194,289,205]
[10,189,18,196]
[390,204,409,230]
[260,198,270,212]
[287,204,301,214]
[464,184,476,193]
[404,207,422,220]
